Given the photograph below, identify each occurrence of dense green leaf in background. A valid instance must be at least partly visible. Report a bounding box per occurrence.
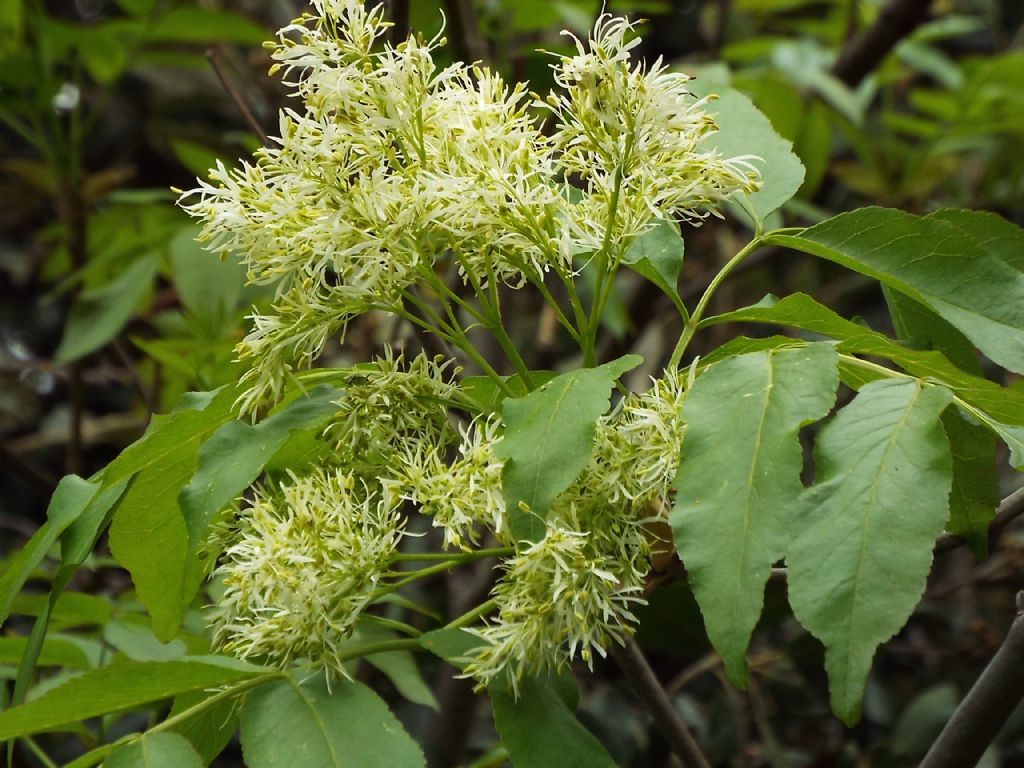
[54,253,159,364]
[671,343,838,687]
[788,380,954,724]
[240,675,426,768]
[496,355,642,542]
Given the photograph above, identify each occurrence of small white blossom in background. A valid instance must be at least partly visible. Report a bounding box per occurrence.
[210,469,404,676]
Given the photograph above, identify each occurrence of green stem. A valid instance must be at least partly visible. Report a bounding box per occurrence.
[22,736,58,768]
[445,598,498,630]
[359,613,423,638]
[451,250,535,387]
[583,122,637,366]
[336,638,423,664]
[149,673,281,736]
[668,235,765,369]
[391,547,513,563]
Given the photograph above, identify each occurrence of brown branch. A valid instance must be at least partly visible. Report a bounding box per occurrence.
[830,0,934,87]
[611,637,711,768]
[920,593,1024,768]
[206,49,270,147]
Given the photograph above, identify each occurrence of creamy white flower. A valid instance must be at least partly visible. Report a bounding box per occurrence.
[393,416,507,550]
[463,513,645,693]
[211,469,404,675]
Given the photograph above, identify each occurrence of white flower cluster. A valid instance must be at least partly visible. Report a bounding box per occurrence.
[393,416,507,551]
[386,369,687,688]
[327,349,459,465]
[211,469,404,675]
[179,0,757,414]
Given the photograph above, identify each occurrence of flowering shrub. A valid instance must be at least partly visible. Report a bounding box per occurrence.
[2,1,1023,765]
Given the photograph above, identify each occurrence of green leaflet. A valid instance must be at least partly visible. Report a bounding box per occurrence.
[691,83,806,228]
[490,676,617,768]
[0,475,97,627]
[0,658,268,740]
[766,208,1024,374]
[178,386,340,553]
[787,379,954,725]
[670,343,838,687]
[882,285,999,557]
[108,434,205,642]
[105,387,239,641]
[701,292,1024,427]
[621,218,686,314]
[239,675,426,768]
[882,285,980,374]
[104,732,203,768]
[496,354,642,542]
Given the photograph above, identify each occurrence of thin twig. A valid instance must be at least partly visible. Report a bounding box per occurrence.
[206,49,270,146]
[920,592,1024,767]
[55,180,88,476]
[611,637,711,768]
[830,0,934,87]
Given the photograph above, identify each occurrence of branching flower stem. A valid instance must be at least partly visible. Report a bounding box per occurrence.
[668,234,767,369]
[584,121,637,367]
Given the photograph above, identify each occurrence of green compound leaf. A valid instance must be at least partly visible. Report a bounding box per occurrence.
[0,658,267,740]
[179,386,340,552]
[670,343,838,688]
[622,219,686,313]
[102,386,239,489]
[691,83,805,228]
[490,676,617,768]
[701,292,1024,428]
[767,208,1024,374]
[787,380,954,725]
[105,388,240,641]
[496,355,642,543]
[882,284,999,558]
[240,675,426,768]
[54,253,159,364]
[104,732,203,768]
[0,475,97,627]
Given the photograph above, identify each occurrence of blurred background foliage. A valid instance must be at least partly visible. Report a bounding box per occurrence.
[1,0,1023,765]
